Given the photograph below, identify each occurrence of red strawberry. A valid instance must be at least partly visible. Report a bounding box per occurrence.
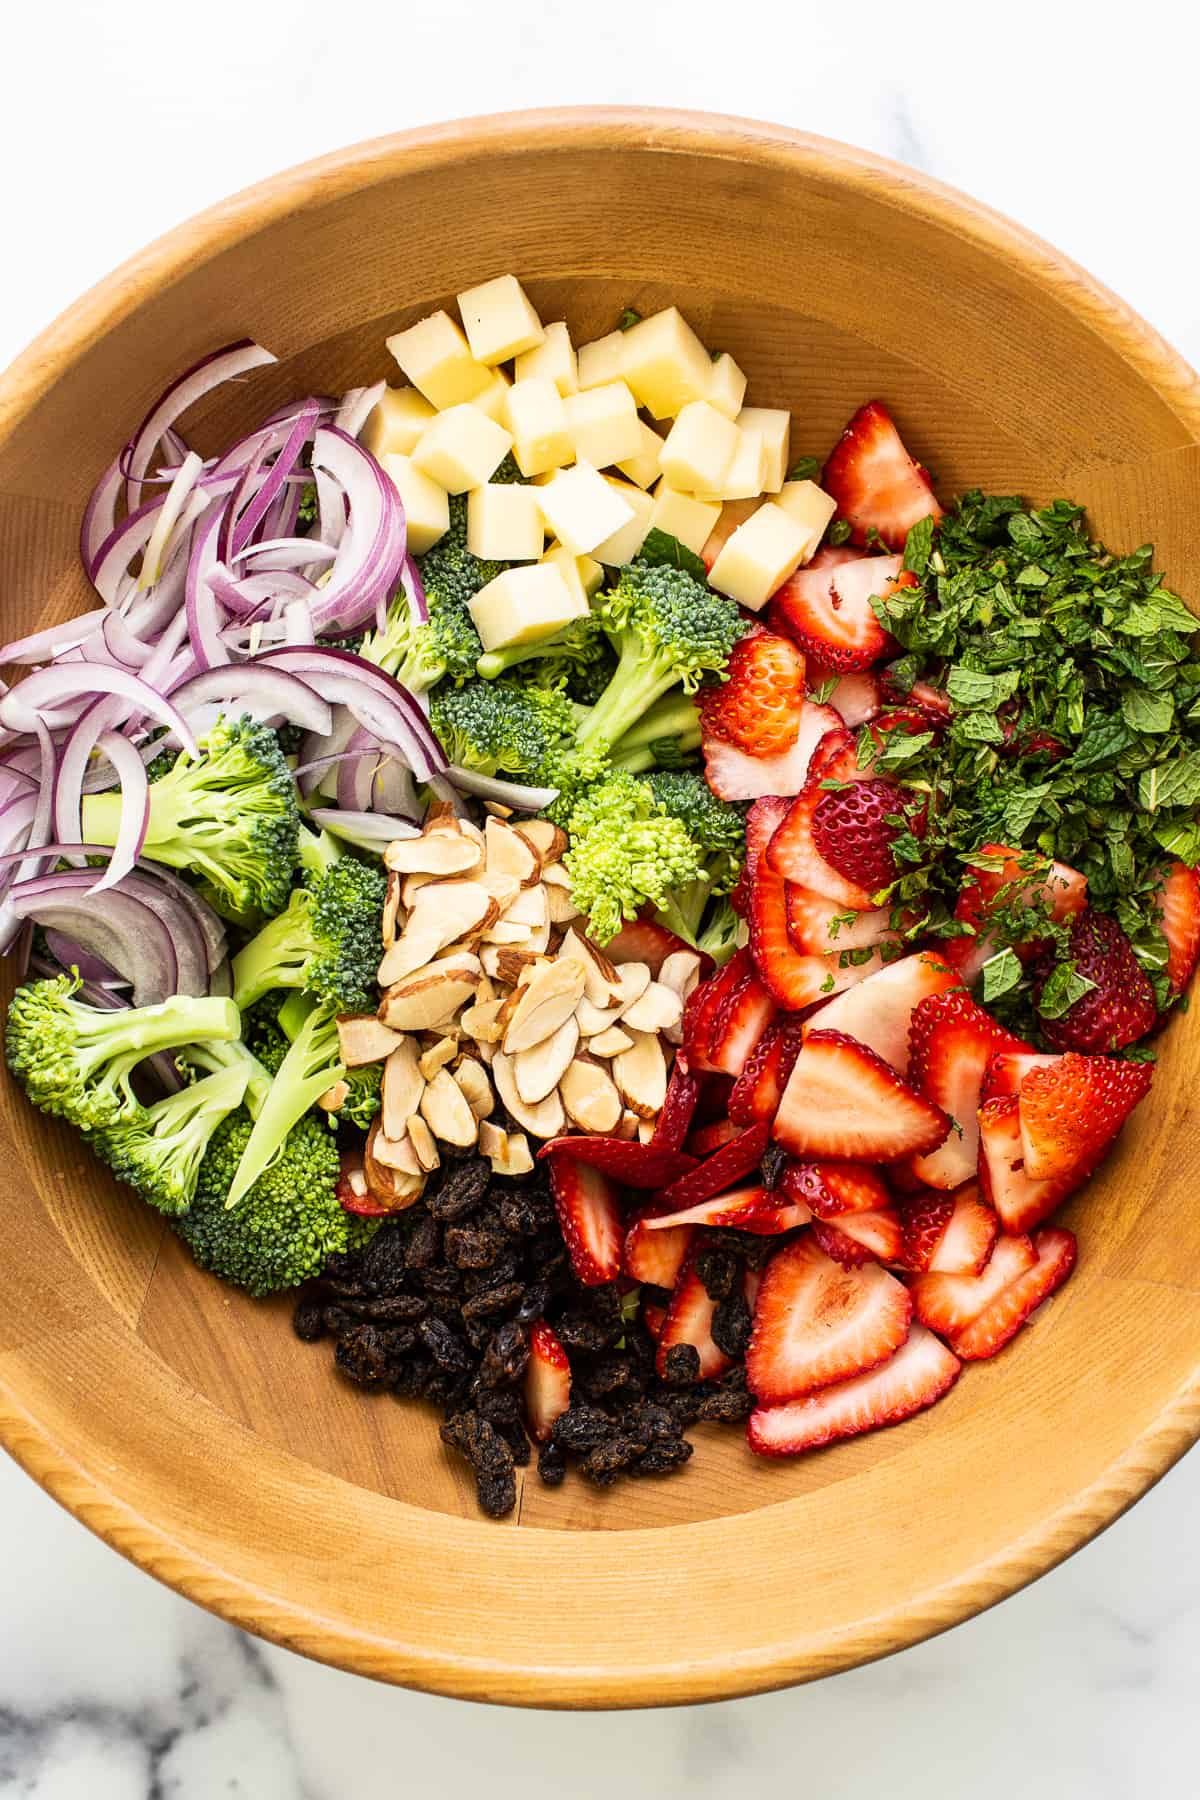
[802,951,961,1076]
[977,1094,1078,1233]
[685,1118,741,1156]
[882,675,952,722]
[1155,860,1200,993]
[1037,910,1156,1053]
[773,1030,951,1162]
[980,1049,1058,1103]
[656,1253,733,1381]
[538,1136,695,1189]
[807,663,883,728]
[1018,1052,1153,1182]
[704,956,777,1077]
[701,699,842,801]
[786,887,899,956]
[807,1161,893,1215]
[911,1231,1037,1339]
[524,1321,572,1442]
[808,725,857,784]
[645,1182,791,1232]
[765,740,877,909]
[729,1020,805,1124]
[748,1324,960,1456]
[930,1185,998,1274]
[698,623,806,757]
[603,914,705,978]
[336,1151,390,1217]
[653,1120,771,1214]
[651,1056,702,1151]
[747,1234,912,1404]
[810,1217,877,1268]
[748,843,884,1009]
[683,950,754,1072]
[812,1206,903,1267]
[942,844,1087,982]
[899,1191,954,1273]
[623,1202,694,1287]
[546,1153,625,1285]
[949,1226,1076,1361]
[821,400,944,550]
[642,1299,667,1339]
[811,776,916,894]
[907,988,1033,1189]
[770,551,907,671]
[745,794,791,875]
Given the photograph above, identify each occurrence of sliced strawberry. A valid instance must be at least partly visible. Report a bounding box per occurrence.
[336,1150,390,1217]
[907,988,1032,1189]
[729,1020,805,1125]
[942,844,1087,981]
[821,400,944,550]
[765,744,877,909]
[697,623,807,756]
[745,794,792,875]
[911,1232,1037,1338]
[642,1300,667,1339]
[807,1161,893,1215]
[898,1191,954,1273]
[684,1118,741,1156]
[980,1050,1059,1103]
[701,700,841,801]
[883,676,952,722]
[645,1182,785,1232]
[524,1321,572,1442]
[812,1206,903,1267]
[773,1030,950,1162]
[928,1185,998,1275]
[810,1217,876,1267]
[656,1253,733,1381]
[811,775,923,895]
[651,1055,702,1151]
[623,1204,694,1287]
[1036,909,1156,1053]
[785,886,899,957]
[1155,860,1200,993]
[538,1136,695,1189]
[604,914,705,978]
[748,1323,960,1456]
[652,1120,771,1214]
[802,950,961,1075]
[747,1234,912,1404]
[683,950,752,1073]
[705,957,777,1077]
[770,551,906,672]
[1018,1052,1153,1182]
[807,663,883,728]
[748,846,884,1009]
[546,1152,625,1285]
[950,1227,1077,1361]
[977,1094,1078,1233]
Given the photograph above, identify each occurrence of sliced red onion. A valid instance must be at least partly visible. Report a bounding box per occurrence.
[335,381,385,441]
[89,496,165,606]
[13,719,59,888]
[124,340,276,514]
[100,609,154,668]
[0,608,109,665]
[6,876,178,1004]
[306,426,405,634]
[167,663,331,734]
[337,728,380,813]
[307,808,421,851]
[235,537,336,571]
[131,862,226,974]
[89,731,149,893]
[283,600,314,647]
[2,663,199,755]
[138,451,206,589]
[230,400,320,558]
[296,705,359,797]
[81,458,125,581]
[402,554,428,625]
[446,765,559,811]
[44,930,130,987]
[257,646,444,781]
[184,501,231,670]
[425,773,473,820]
[373,755,420,820]
[208,566,317,616]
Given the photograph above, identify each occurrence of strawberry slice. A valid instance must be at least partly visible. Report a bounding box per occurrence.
[929,1185,998,1274]
[704,955,777,1077]
[977,1094,1078,1233]
[697,623,807,757]
[747,1234,912,1404]
[802,951,961,1076]
[980,1050,1058,1103]
[811,777,920,894]
[524,1321,572,1442]
[770,552,907,671]
[748,843,884,1009]
[821,400,944,550]
[604,914,705,977]
[808,726,857,784]
[538,1136,695,1189]
[907,988,1032,1189]
[773,1030,951,1162]
[748,1324,960,1456]
[811,1206,903,1268]
[701,700,842,801]
[685,1118,741,1156]
[941,844,1087,983]
[883,676,952,722]
[1155,860,1200,993]
[1036,910,1156,1053]
[644,1182,793,1232]
[1018,1052,1153,1182]
[806,663,883,728]
[911,1231,1037,1338]
[651,1055,702,1151]
[803,1161,893,1216]
[786,886,899,957]
[546,1152,625,1285]
[642,1299,667,1340]
[729,1020,806,1124]
[623,1204,694,1287]
[652,1120,771,1214]
[950,1226,1077,1360]
[898,1191,954,1272]
[656,1252,733,1381]
[765,740,878,908]
[683,950,753,1073]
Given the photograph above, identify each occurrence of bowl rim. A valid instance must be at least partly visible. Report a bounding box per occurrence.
[1,106,1199,1708]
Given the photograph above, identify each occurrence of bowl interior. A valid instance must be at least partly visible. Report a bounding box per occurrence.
[2,112,1199,1702]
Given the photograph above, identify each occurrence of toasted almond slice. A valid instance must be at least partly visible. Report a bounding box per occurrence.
[558,927,621,1005]
[460,996,506,1044]
[482,917,532,946]
[575,995,620,1036]
[494,1130,534,1176]
[515,819,568,868]
[615,1108,641,1141]
[317,1079,350,1112]
[384,831,482,876]
[364,1125,425,1211]
[453,1056,495,1120]
[484,800,514,819]
[525,919,551,954]
[477,870,523,910]
[503,959,587,1053]
[382,1038,424,1138]
[541,860,572,890]
[515,1015,579,1104]
[587,1025,634,1058]
[490,946,546,986]
[560,1057,623,1134]
[382,870,402,946]
[478,1119,508,1161]
[420,1067,479,1147]
[370,1124,423,1173]
[545,884,580,925]
[491,1049,565,1139]
[505,885,550,931]
[377,882,498,985]
[621,981,684,1034]
[399,871,434,910]
[474,1037,496,1066]
[610,961,652,1020]
[406,1113,441,1172]
[658,949,704,1000]
[424,800,458,831]
[613,1028,668,1119]
[337,1013,405,1067]
[378,956,481,1032]
[485,816,540,887]
[418,1036,458,1081]
[637,1118,657,1144]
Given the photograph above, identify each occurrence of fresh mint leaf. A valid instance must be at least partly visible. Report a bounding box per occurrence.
[1121,689,1174,734]
[811,675,839,704]
[828,519,853,547]
[956,713,1006,745]
[1072,715,1133,770]
[902,515,936,577]
[946,666,1020,709]
[1154,816,1200,863]
[636,528,708,581]
[1138,753,1200,812]
[787,457,822,482]
[1037,959,1097,1020]
[981,948,1022,1002]
[1002,783,1051,840]
[616,308,641,331]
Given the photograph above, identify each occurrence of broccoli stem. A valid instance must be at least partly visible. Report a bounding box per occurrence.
[654,876,712,944]
[476,639,565,681]
[226,999,342,1207]
[93,994,242,1065]
[297,826,343,877]
[185,1038,275,1119]
[230,899,314,1012]
[611,693,702,756]
[575,643,685,751]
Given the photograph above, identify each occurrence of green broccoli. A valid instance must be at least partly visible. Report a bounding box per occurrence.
[696,897,741,966]
[430,678,580,781]
[360,492,495,693]
[475,611,610,688]
[81,715,300,923]
[610,693,703,773]
[5,975,241,1133]
[556,771,703,944]
[644,770,746,945]
[226,996,344,1205]
[184,1034,276,1116]
[258,985,378,1131]
[230,856,386,1014]
[93,1063,249,1217]
[340,1060,382,1131]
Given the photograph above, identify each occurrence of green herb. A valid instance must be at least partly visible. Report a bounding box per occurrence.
[636,528,709,582]
[828,519,853,547]
[1037,960,1097,1020]
[617,308,642,331]
[981,947,1022,1002]
[787,456,822,482]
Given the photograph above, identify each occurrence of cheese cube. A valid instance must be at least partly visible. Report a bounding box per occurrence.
[621,307,715,419]
[471,368,512,425]
[386,311,492,409]
[658,402,741,495]
[616,420,666,489]
[708,502,812,611]
[564,381,643,470]
[411,404,512,495]
[737,407,792,493]
[537,462,635,556]
[456,274,545,365]
[695,430,768,503]
[468,564,587,653]
[516,321,579,396]
[362,386,436,459]
[775,479,838,558]
[649,482,722,556]
[503,378,574,479]
[592,480,655,566]
[576,331,628,391]
[707,353,748,420]
[466,483,546,562]
[379,454,449,554]
[542,542,603,609]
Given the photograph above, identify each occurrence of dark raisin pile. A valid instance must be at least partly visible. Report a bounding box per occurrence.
[292,1150,758,1517]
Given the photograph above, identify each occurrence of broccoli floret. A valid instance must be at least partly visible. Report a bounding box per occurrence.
[297,482,318,526]
[81,715,300,924]
[430,678,580,781]
[575,562,742,754]
[476,611,611,689]
[696,897,741,966]
[340,1061,382,1131]
[610,693,703,773]
[5,975,241,1133]
[557,771,703,944]
[297,824,343,877]
[176,1110,377,1296]
[226,996,344,1205]
[93,1063,249,1217]
[362,493,496,692]
[231,857,386,1014]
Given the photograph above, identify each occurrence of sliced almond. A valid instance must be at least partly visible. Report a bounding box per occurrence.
[337,1013,404,1067]
[637,1118,657,1144]
[485,816,540,886]
[460,996,506,1044]
[613,1028,668,1119]
[615,1107,641,1141]
[575,994,621,1037]
[503,959,586,1053]
[479,1119,508,1161]
[384,831,482,877]
[406,1113,441,1172]
[370,1124,423,1173]
[477,870,523,911]
[382,870,402,946]
[452,1056,495,1120]
[492,1049,565,1139]
[378,953,481,1032]
[400,871,436,910]
[475,1036,496,1067]
[490,946,545,986]
[545,884,581,925]
[610,961,652,1020]
[515,819,568,869]
[658,949,703,1001]
[493,1130,534,1176]
[505,884,550,930]
[481,918,533,946]
[587,1024,634,1058]
[621,981,684,1034]
[484,800,514,819]
[541,859,572,890]
[364,1125,424,1211]
[381,1037,424,1138]
[557,927,621,1005]
[560,1057,622,1134]
[420,1067,479,1147]
[524,918,552,955]
[515,1015,579,1104]
[378,881,496,985]
[317,1078,350,1112]
[418,1036,459,1081]
[424,800,458,831]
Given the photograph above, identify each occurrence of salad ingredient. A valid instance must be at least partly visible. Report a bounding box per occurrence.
[537,462,635,558]
[796,952,962,1075]
[411,402,512,495]
[385,310,493,410]
[95,1063,249,1217]
[457,274,545,366]
[697,624,806,759]
[707,501,821,612]
[525,1321,573,1443]
[564,383,643,471]
[656,1254,732,1381]
[649,485,721,556]
[1035,909,1156,1052]
[556,772,702,945]
[773,1030,950,1161]
[658,401,741,496]
[547,1152,624,1285]
[515,320,579,397]
[748,1324,960,1457]
[619,307,716,418]
[770,550,907,670]
[503,377,573,478]
[466,482,546,562]
[899,1188,998,1275]
[947,1226,1077,1361]
[746,1234,912,1406]
[820,399,944,549]
[468,563,585,651]
[1155,860,1200,992]
[362,385,435,459]
[907,989,1031,1190]
[701,699,842,802]
[231,855,387,1013]
[1017,1052,1153,1182]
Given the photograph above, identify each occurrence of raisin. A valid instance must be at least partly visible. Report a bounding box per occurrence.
[556,1312,614,1354]
[660,1343,701,1386]
[445,1224,508,1270]
[760,1142,788,1190]
[695,1245,738,1302]
[634,1439,694,1476]
[711,1291,752,1358]
[498,1188,553,1236]
[480,1321,530,1388]
[428,1160,490,1221]
[334,1326,396,1387]
[578,1352,636,1399]
[581,1436,638,1482]
[694,1384,754,1423]
[537,1441,567,1486]
[356,1226,409,1294]
[418,1316,471,1372]
[551,1403,613,1453]
[419,1264,463,1297]
[477,1470,517,1517]
[405,1212,441,1270]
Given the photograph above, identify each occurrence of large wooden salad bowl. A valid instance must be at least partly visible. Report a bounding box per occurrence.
[0,109,1198,1707]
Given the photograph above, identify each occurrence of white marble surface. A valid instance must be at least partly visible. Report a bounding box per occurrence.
[3,0,1200,1790]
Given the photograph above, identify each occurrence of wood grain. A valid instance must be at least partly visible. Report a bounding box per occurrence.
[0,107,1198,1706]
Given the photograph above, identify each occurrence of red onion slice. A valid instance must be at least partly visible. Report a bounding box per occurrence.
[167,664,331,734]
[0,665,199,755]
[124,340,276,514]
[184,502,231,671]
[446,766,560,811]
[307,809,421,850]
[43,930,130,987]
[89,731,150,893]
[81,458,125,581]
[335,381,386,441]
[257,646,444,781]
[6,878,179,1004]
[230,400,320,559]
[0,609,109,666]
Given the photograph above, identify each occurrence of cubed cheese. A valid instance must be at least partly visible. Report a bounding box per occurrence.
[775,479,838,558]
[471,368,513,425]
[707,353,748,420]
[379,454,449,554]
[616,420,666,489]
[708,502,811,611]
[466,483,546,562]
[576,331,627,391]
[516,321,579,396]
[503,378,574,478]
[737,407,791,493]
[411,404,512,494]
[456,274,545,365]
[658,402,741,495]
[621,307,714,419]
[537,462,635,556]
[542,542,603,609]
[468,563,588,652]
[564,381,643,470]
[695,430,768,502]
[362,386,436,459]
[592,480,655,566]
[385,311,492,409]
[649,482,722,555]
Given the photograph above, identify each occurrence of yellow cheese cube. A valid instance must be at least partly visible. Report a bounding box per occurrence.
[542,542,603,610]
[658,402,741,495]
[564,381,643,470]
[621,307,714,419]
[516,321,578,396]
[649,482,722,555]
[708,502,811,611]
[466,483,546,562]
[468,564,587,653]
[707,353,748,420]
[576,332,627,391]
[385,311,492,409]
[456,274,545,365]
[379,454,449,554]
[616,420,666,489]
[737,407,792,492]
[592,480,655,566]
[362,386,436,459]
[537,462,635,556]
[503,378,574,479]
[471,368,512,424]
[695,430,768,503]
[411,404,512,495]
[775,479,838,559]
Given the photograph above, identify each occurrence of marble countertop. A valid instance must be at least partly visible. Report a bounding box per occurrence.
[3,0,1199,1791]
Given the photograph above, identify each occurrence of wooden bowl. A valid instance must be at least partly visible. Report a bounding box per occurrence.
[1,108,1199,1709]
